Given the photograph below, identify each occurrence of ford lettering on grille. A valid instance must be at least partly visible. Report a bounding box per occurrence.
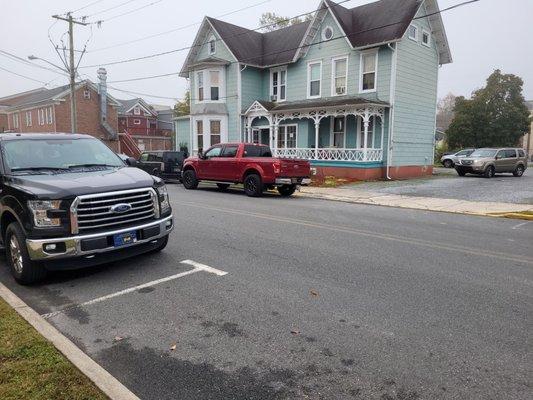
[110,203,132,214]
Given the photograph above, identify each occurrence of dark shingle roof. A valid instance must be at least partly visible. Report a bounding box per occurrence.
[117,98,141,114]
[0,84,71,108]
[326,0,422,47]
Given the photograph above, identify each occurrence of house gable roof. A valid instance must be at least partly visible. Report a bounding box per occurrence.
[117,98,157,116]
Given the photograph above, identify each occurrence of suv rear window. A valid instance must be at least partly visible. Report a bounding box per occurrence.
[243,145,272,158]
[517,149,525,158]
[505,149,517,158]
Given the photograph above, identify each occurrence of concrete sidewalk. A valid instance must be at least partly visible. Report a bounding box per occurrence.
[297,186,533,218]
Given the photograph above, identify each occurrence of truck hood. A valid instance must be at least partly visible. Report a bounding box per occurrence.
[7,167,159,199]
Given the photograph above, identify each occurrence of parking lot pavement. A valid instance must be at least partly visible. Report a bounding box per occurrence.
[1,184,533,399]
[342,167,533,204]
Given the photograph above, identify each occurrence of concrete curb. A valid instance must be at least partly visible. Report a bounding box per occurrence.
[0,282,140,400]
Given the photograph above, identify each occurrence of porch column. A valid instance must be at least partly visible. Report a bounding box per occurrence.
[274,124,279,151]
[314,121,320,160]
[246,125,252,143]
[269,124,274,149]
[380,116,385,157]
[363,110,370,161]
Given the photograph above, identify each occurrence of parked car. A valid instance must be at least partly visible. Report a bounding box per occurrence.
[0,133,173,284]
[181,143,311,197]
[455,148,528,178]
[134,151,187,182]
[440,148,475,168]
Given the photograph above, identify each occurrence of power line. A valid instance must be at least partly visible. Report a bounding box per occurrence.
[0,50,69,76]
[0,66,48,84]
[88,0,164,25]
[89,0,272,53]
[98,0,479,84]
[82,0,143,18]
[79,0,353,68]
[70,0,108,14]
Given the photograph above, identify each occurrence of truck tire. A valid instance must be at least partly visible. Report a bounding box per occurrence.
[484,165,495,178]
[244,174,263,197]
[149,235,169,253]
[182,170,199,189]
[216,183,230,190]
[277,184,297,197]
[5,222,47,285]
[513,164,525,177]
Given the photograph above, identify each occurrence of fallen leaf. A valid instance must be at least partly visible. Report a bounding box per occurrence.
[310,290,319,297]
[291,330,300,335]
[170,344,177,351]
[113,336,123,342]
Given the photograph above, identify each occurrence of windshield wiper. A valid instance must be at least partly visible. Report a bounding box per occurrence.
[67,163,120,169]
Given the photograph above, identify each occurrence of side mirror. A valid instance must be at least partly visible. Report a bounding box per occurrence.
[125,157,138,166]
[495,155,501,160]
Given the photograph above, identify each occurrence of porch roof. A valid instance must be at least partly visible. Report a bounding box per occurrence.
[244,96,389,114]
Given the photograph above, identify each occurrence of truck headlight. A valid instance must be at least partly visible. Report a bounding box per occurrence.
[28,200,62,227]
[156,185,170,214]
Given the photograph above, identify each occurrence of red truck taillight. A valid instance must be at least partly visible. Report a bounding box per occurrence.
[273,162,281,174]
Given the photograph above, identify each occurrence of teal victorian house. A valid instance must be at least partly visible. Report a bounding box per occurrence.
[176,0,452,179]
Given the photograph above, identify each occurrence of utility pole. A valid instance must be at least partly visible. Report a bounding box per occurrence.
[52,13,87,133]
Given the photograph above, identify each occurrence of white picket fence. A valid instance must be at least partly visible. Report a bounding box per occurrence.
[273,148,383,162]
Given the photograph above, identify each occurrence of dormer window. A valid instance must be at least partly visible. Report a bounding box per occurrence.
[322,26,334,41]
[408,24,418,41]
[133,105,141,115]
[208,36,216,55]
[83,89,91,99]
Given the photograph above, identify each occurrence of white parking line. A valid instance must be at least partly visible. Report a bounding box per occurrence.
[42,260,228,319]
[511,221,531,230]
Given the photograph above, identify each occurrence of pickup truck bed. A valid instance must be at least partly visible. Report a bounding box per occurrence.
[182,143,311,197]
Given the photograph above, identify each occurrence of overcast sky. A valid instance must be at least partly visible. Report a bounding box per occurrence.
[1,0,532,106]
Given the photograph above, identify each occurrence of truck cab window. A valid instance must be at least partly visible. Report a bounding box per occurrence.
[221,146,238,158]
[204,147,222,158]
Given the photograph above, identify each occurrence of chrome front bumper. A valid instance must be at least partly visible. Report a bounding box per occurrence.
[275,178,312,185]
[26,215,173,261]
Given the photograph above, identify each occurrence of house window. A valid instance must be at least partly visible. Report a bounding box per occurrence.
[12,113,19,129]
[25,111,32,127]
[322,26,334,41]
[197,71,204,102]
[133,106,141,115]
[359,117,375,148]
[208,36,216,55]
[38,109,45,125]
[277,125,297,149]
[210,70,220,101]
[271,68,287,101]
[210,120,221,145]
[422,30,431,47]
[133,119,141,125]
[332,117,345,148]
[360,51,378,93]
[47,106,53,124]
[83,89,91,99]
[332,57,347,96]
[196,120,204,150]
[308,61,322,98]
[408,24,418,41]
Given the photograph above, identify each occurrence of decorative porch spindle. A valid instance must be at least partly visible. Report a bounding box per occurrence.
[274,124,279,150]
[363,110,370,161]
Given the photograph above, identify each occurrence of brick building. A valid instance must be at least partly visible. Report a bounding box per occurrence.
[0,78,121,151]
[117,98,173,151]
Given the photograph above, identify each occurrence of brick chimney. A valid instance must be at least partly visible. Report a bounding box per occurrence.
[97,67,117,140]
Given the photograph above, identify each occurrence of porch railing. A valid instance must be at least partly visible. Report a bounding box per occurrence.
[273,148,383,162]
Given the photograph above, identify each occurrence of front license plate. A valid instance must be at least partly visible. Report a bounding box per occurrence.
[113,231,137,247]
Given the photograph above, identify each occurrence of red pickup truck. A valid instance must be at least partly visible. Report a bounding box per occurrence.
[181,143,311,197]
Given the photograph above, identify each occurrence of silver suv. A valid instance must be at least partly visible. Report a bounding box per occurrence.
[440,148,475,168]
[455,148,528,178]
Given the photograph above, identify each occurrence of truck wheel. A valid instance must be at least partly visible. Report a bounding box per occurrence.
[484,165,495,178]
[149,235,169,253]
[277,184,297,197]
[5,222,47,285]
[244,174,263,197]
[456,168,466,176]
[216,183,230,191]
[443,159,453,168]
[513,165,525,177]
[182,170,199,189]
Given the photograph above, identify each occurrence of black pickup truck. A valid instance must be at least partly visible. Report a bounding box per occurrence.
[134,151,187,182]
[0,133,173,284]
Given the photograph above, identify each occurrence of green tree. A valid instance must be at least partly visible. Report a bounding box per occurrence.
[259,12,313,32]
[447,70,530,149]
[173,91,190,117]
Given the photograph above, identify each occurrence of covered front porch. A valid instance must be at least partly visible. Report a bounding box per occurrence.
[243,98,389,164]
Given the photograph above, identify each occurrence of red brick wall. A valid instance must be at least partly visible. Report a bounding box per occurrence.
[0,113,8,132]
[312,165,433,182]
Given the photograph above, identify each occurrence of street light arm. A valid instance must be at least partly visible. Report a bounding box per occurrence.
[27,55,69,74]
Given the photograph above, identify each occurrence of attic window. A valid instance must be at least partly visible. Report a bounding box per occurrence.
[208,36,216,55]
[422,30,431,47]
[133,105,141,115]
[408,24,418,41]
[322,26,334,41]
[83,89,91,99]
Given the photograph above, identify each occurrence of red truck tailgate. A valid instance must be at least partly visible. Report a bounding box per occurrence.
[278,158,310,176]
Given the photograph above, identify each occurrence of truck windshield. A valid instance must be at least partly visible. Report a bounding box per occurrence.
[470,149,497,158]
[2,138,124,173]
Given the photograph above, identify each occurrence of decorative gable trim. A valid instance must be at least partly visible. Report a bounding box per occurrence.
[244,100,270,115]
[125,99,156,116]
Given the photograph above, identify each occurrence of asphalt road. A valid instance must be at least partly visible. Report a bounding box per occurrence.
[1,184,532,400]
[345,167,533,204]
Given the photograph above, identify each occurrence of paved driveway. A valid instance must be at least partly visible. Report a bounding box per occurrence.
[345,167,533,204]
[1,185,532,399]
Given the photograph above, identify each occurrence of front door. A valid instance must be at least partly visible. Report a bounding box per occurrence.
[252,128,270,145]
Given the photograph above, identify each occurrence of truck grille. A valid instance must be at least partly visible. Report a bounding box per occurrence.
[72,188,158,233]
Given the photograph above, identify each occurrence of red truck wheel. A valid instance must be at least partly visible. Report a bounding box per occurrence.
[244,174,263,197]
[182,170,199,189]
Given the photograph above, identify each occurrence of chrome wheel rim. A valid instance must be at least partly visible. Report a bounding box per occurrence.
[9,235,23,274]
